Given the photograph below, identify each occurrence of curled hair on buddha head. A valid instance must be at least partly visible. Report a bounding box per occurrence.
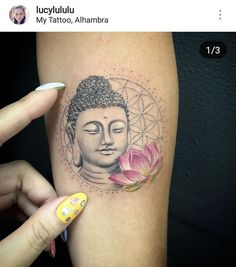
[67,75,129,131]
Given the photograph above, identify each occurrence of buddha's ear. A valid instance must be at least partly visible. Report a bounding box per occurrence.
[66,123,81,167]
[66,123,75,144]
[127,123,130,132]
[127,119,130,132]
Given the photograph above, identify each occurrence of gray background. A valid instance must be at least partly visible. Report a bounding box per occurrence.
[0,32,235,266]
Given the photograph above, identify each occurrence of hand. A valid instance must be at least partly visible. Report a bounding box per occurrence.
[0,85,88,267]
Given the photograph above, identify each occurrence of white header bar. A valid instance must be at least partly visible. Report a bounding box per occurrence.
[1,0,235,31]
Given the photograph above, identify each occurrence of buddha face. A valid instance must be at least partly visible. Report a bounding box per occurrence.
[72,106,129,170]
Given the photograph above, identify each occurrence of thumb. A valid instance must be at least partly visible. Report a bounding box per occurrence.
[0,193,88,267]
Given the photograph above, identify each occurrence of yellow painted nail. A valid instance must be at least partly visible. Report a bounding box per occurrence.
[56,193,88,224]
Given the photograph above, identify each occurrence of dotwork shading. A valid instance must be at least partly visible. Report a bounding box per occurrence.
[59,75,164,192]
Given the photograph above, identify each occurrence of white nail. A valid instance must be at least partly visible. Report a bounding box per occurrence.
[35,82,65,91]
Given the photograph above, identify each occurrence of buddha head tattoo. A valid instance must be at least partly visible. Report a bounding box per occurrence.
[63,74,164,192]
[66,75,129,187]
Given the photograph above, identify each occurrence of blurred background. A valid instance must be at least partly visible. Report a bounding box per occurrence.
[0,32,235,266]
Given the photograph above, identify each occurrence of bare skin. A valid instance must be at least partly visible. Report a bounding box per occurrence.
[37,33,179,267]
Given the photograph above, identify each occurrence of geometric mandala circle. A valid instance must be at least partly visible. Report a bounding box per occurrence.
[109,77,164,150]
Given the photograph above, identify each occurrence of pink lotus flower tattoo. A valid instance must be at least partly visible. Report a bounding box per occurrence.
[109,142,162,191]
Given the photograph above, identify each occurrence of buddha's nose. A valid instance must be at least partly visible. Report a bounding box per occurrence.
[101,130,114,146]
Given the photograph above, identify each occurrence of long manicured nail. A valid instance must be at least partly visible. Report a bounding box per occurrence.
[49,240,56,258]
[35,82,65,91]
[56,193,88,224]
[60,229,68,242]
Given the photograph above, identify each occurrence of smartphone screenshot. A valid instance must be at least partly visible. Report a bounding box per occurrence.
[0,1,235,267]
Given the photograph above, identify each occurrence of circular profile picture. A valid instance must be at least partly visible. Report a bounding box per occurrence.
[9,5,29,25]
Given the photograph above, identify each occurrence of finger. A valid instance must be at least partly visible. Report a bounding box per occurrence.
[17,191,38,217]
[0,83,64,145]
[0,193,88,266]
[0,161,57,214]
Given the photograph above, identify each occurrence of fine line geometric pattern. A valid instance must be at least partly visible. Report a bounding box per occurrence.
[109,77,164,150]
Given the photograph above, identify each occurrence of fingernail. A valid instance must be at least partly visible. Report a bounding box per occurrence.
[56,193,88,224]
[49,240,56,258]
[35,82,65,91]
[60,229,68,242]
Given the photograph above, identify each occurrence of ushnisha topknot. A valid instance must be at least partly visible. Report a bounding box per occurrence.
[67,75,129,130]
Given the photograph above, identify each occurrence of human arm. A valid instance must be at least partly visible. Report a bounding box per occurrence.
[37,33,178,267]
